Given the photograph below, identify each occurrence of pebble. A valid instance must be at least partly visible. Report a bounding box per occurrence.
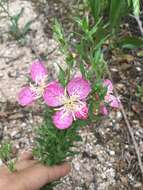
[21,123,27,127]
[109,150,115,156]
[0,72,4,78]
[10,130,21,139]
[116,111,122,120]
[134,182,142,188]
[74,162,80,171]
[136,67,142,71]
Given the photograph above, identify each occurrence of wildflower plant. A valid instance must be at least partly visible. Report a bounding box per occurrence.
[17,10,121,190]
[17,60,120,189]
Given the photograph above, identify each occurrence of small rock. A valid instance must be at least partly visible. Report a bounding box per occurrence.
[0,72,4,78]
[116,111,122,120]
[74,162,80,171]
[10,130,21,139]
[134,182,142,188]
[109,150,115,156]
[136,67,142,71]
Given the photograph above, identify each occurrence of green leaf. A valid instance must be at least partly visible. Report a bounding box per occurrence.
[132,0,140,16]
[74,16,89,34]
[109,0,127,28]
[88,0,101,22]
[23,20,33,35]
[58,64,66,86]
[119,36,143,49]
[79,61,86,78]
[11,7,24,25]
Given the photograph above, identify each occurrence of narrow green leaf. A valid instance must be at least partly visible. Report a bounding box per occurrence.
[88,0,101,22]
[119,36,143,49]
[79,61,86,78]
[23,20,33,35]
[109,0,127,28]
[132,0,140,16]
[57,64,66,86]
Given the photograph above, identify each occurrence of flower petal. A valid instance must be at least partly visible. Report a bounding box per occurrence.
[100,105,108,115]
[18,86,36,106]
[106,95,121,108]
[103,79,113,94]
[43,81,65,107]
[30,60,48,84]
[53,110,73,129]
[75,102,88,120]
[67,77,91,100]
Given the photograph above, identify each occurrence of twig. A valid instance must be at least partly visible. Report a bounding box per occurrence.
[130,14,143,36]
[106,64,143,179]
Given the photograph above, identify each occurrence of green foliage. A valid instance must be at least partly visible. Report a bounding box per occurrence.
[109,0,128,29]
[0,142,15,172]
[74,16,108,80]
[33,107,86,189]
[86,0,142,49]
[87,0,108,22]
[53,20,75,85]
[33,108,84,166]
[132,0,140,16]
[53,20,68,54]
[136,85,143,103]
[119,36,143,49]
[0,2,33,44]
[9,8,33,44]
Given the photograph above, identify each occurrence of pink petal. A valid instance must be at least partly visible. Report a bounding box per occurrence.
[103,79,113,94]
[106,95,121,108]
[100,105,108,115]
[18,86,36,106]
[30,60,48,84]
[43,81,65,107]
[67,77,91,100]
[53,110,73,129]
[75,102,88,120]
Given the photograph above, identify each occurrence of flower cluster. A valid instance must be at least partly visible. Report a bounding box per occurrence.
[100,79,121,115]
[18,61,121,129]
[18,61,91,129]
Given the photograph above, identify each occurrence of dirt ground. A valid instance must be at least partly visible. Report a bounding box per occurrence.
[0,1,143,190]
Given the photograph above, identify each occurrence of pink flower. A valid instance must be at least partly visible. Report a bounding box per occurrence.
[30,60,48,84]
[100,79,121,115]
[18,60,48,106]
[43,77,91,129]
[18,86,36,106]
[99,104,108,116]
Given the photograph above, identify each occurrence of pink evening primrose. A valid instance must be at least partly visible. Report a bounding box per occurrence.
[18,60,48,106]
[43,77,91,129]
[100,79,121,115]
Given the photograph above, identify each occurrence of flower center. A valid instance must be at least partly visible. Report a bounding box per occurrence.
[55,89,85,120]
[30,76,47,98]
[63,96,77,112]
